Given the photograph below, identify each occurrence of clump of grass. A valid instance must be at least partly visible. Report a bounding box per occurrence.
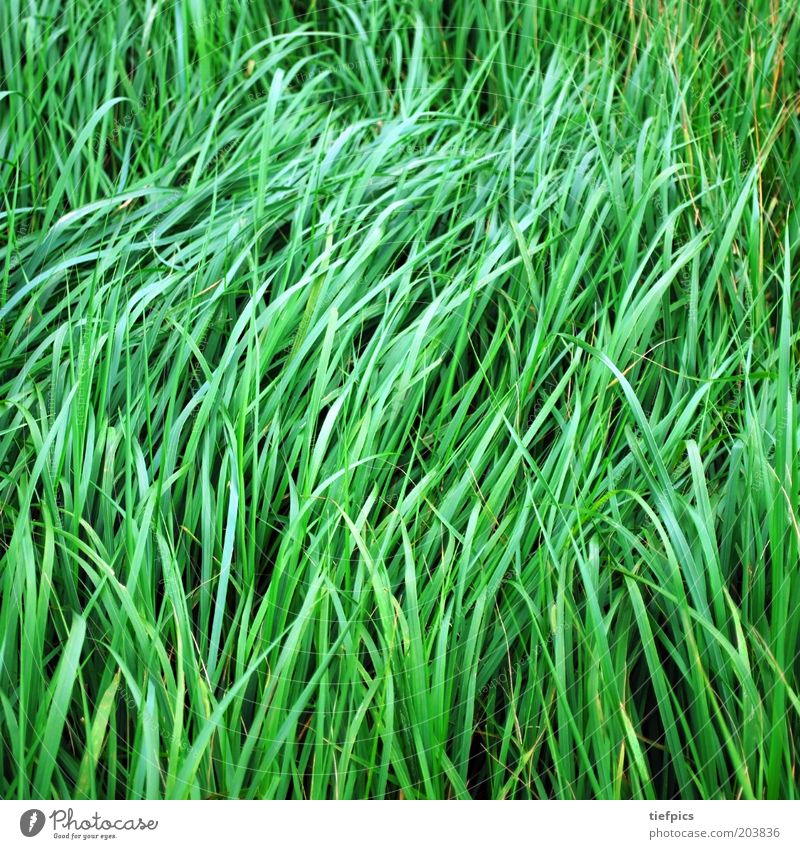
[1,1,799,800]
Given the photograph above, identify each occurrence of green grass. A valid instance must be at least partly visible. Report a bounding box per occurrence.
[1,0,799,800]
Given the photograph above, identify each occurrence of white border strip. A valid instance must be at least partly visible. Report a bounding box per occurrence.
[2,800,798,848]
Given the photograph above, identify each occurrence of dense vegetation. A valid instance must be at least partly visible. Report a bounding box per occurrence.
[1,0,799,799]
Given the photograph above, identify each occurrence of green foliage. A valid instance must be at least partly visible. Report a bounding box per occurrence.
[1,0,799,799]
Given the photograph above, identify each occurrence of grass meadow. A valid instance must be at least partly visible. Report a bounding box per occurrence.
[1,0,800,800]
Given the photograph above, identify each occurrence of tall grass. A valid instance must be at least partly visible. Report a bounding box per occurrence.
[1,0,799,799]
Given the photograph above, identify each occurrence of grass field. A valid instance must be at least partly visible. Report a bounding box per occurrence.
[1,0,799,800]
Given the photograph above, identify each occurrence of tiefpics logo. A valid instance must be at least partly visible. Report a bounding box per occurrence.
[19,809,45,837]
